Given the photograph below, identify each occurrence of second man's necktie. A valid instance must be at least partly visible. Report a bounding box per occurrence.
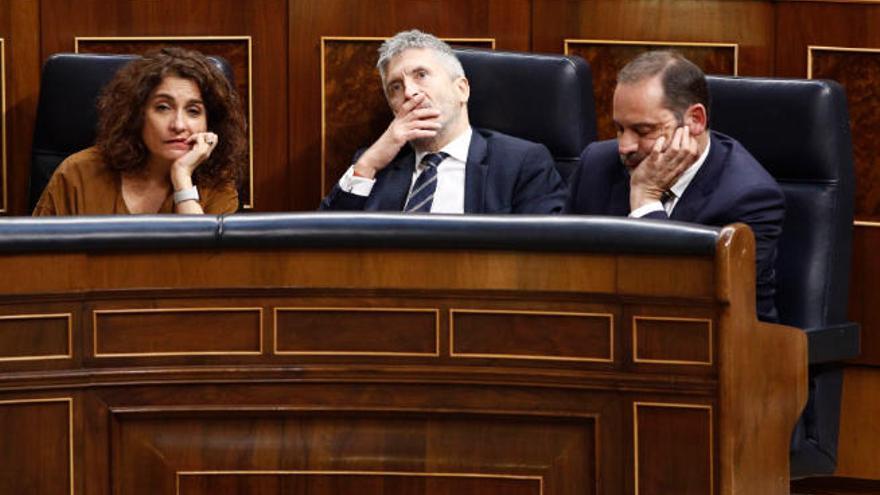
[403,152,448,213]
[660,189,676,215]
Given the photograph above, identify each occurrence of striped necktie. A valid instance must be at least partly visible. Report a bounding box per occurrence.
[403,152,448,213]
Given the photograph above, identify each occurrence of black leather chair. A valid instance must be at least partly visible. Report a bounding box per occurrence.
[454,49,597,181]
[707,75,860,478]
[28,52,234,211]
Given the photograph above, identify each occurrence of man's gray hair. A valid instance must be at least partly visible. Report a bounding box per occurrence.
[377,29,464,83]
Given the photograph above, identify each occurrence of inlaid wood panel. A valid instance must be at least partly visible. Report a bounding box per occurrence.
[0,313,71,361]
[0,0,40,216]
[177,471,541,495]
[320,37,493,195]
[93,307,262,357]
[623,305,717,376]
[834,367,880,478]
[774,1,880,78]
[532,0,772,72]
[39,0,288,211]
[565,41,736,140]
[634,402,713,495]
[633,316,713,366]
[450,309,614,362]
[290,0,531,209]
[113,412,596,495]
[75,37,255,208]
[0,397,73,495]
[274,307,439,356]
[0,37,6,213]
[532,0,773,142]
[849,225,880,364]
[809,47,880,221]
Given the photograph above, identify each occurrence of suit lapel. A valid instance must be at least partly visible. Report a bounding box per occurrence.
[670,135,723,222]
[464,131,488,213]
[367,148,416,211]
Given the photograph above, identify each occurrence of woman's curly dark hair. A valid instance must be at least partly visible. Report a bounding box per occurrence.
[95,46,246,188]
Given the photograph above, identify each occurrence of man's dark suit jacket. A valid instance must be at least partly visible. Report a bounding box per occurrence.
[566,130,785,322]
[320,128,567,214]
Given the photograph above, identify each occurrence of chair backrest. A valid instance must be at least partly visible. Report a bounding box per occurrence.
[706,75,857,478]
[28,53,234,211]
[707,76,855,331]
[455,49,598,181]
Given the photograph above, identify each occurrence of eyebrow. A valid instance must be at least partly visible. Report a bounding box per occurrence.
[386,64,432,87]
[633,123,660,131]
[150,93,205,105]
[613,120,659,129]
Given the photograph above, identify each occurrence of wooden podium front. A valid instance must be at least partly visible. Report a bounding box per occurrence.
[0,222,806,495]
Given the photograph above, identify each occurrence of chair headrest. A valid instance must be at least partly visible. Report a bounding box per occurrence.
[706,76,852,182]
[455,49,597,160]
[32,54,140,155]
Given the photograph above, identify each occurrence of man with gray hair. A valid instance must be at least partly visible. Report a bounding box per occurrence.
[567,50,785,322]
[321,29,566,213]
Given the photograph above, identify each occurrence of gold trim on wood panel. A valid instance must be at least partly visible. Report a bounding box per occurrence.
[632,316,713,366]
[319,36,495,195]
[273,307,440,357]
[0,397,74,495]
[0,313,73,362]
[176,470,543,495]
[449,308,615,363]
[563,39,739,76]
[92,307,263,357]
[806,45,880,80]
[73,36,255,209]
[633,401,714,495]
[0,38,7,213]
[809,44,880,80]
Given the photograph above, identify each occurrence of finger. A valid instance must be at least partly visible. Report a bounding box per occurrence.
[406,129,438,140]
[675,127,688,157]
[651,135,666,156]
[409,120,442,130]
[398,93,426,115]
[670,127,684,151]
[411,108,441,119]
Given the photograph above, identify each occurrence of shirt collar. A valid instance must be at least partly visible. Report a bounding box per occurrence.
[669,134,711,199]
[414,126,472,168]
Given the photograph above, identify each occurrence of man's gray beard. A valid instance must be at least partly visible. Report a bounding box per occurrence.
[411,136,439,152]
[411,122,450,152]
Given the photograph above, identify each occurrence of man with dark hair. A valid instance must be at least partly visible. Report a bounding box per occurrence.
[567,51,784,322]
[320,29,566,214]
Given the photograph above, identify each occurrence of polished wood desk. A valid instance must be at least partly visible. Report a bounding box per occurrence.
[0,220,806,495]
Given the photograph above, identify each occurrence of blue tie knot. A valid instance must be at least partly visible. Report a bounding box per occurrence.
[421,152,448,169]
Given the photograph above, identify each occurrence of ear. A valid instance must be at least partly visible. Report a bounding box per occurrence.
[685,104,708,136]
[455,76,470,104]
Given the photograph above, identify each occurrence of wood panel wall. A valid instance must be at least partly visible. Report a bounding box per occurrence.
[3,1,880,490]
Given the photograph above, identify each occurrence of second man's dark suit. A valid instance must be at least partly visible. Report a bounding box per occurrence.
[567,130,785,322]
[320,128,567,214]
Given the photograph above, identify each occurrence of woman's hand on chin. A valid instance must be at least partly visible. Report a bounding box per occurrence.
[170,132,218,187]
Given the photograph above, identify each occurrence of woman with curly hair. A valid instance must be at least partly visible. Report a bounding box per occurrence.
[33,46,246,215]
